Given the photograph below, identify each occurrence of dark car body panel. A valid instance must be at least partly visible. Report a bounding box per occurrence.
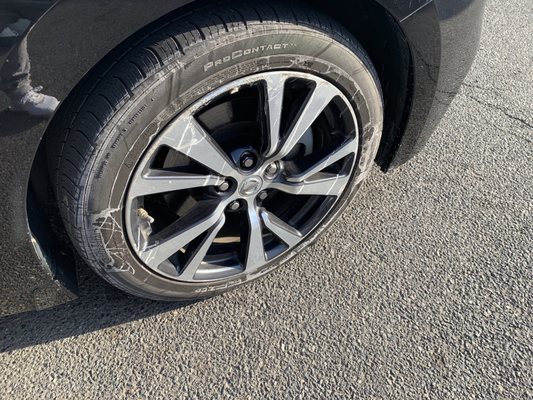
[0,0,485,315]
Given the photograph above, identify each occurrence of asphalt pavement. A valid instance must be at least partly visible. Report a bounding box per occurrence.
[1,0,531,398]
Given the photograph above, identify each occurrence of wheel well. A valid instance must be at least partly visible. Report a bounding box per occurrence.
[309,0,412,170]
[27,0,412,292]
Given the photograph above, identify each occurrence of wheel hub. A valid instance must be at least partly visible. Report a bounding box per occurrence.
[238,176,264,197]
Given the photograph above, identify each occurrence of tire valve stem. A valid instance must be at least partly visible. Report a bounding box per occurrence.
[137,208,155,249]
[137,208,155,224]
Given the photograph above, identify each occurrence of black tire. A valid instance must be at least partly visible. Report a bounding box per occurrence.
[47,0,383,300]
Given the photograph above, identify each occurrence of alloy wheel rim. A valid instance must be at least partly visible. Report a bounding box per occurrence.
[125,71,359,282]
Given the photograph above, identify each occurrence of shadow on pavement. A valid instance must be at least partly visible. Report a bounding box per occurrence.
[0,108,44,137]
[0,265,199,353]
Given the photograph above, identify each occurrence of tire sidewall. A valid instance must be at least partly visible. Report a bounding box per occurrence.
[79,25,383,299]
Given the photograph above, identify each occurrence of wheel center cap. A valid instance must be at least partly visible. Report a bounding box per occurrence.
[239,176,263,196]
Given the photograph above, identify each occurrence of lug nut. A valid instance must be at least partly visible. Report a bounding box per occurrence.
[242,158,254,168]
[240,152,256,169]
[218,181,230,192]
[265,162,279,177]
[228,200,241,211]
[258,191,268,201]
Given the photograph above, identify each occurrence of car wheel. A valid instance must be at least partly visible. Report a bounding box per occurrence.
[48,1,383,300]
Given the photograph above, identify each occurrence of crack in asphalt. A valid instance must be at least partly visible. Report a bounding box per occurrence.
[464,93,533,131]
[457,82,533,143]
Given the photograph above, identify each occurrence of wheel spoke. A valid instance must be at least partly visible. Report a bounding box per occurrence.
[129,170,225,198]
[139,200,225,268]
[244,205,266,271]
[159,115,239,178]
[286,138,357,182]
[260,210,302,247]
[270,173,351,197]
[178,215,226,281]
[263,74,286,156]
[276,82,339,160]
